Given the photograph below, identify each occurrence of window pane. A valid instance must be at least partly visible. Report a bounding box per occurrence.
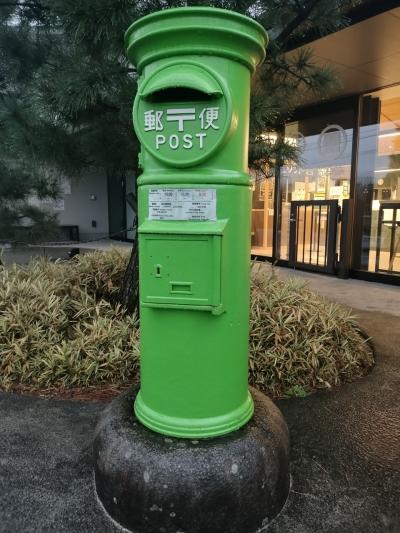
[251,171,274,257]
[354,85,400,276]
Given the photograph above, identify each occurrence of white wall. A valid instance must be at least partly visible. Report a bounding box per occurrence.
[33,170,109,242]
[60,171,109,241]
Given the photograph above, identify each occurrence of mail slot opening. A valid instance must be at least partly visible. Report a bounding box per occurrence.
[170,282,192,294]
[140,64,223,102]
[146,87,216,103]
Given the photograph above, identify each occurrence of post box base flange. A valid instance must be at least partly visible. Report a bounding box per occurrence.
[93,387,290,533]
[134,389,255,438]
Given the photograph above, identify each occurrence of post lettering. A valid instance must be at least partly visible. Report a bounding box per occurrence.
[196,133,206,149]
[169,134,179,149]
[156,135,166,149]
[183,134,193,149]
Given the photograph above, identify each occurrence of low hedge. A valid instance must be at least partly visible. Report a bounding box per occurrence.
[0,250,374,397]
[249,266,373,397]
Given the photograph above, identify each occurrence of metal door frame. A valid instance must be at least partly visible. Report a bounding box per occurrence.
[375,201,400,274]
[288,200,339,274]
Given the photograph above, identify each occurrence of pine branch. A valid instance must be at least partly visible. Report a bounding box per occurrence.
[269,58,315,89]
[276,0,323,46]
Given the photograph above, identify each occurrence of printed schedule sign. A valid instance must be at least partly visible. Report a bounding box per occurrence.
[148,188,217,221]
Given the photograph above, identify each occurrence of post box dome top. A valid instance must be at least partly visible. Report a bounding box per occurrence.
[125,7,268,74]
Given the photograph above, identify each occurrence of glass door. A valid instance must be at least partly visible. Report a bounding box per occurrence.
[279,108,353,263]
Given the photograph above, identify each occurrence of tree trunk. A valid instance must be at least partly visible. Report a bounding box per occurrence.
[118,235,139,315]
[117,185,139,315]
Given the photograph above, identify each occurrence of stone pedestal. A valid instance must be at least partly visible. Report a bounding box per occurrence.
[94,387,290,533]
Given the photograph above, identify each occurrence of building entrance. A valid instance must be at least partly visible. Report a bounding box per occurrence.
[278,104,354,274]
[250,84,400,284]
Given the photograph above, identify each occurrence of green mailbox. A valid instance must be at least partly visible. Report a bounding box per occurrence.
[125,7,268,438]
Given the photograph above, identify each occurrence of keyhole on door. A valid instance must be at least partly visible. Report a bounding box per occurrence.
[155,264,162,277]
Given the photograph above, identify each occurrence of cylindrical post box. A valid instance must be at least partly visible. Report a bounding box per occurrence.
[125,7,268,438]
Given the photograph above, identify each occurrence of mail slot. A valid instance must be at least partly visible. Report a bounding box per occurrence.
[125,7,268,438]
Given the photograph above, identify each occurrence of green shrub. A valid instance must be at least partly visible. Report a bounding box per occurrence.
[249,266,374,397]
[0,251,138,388]
[0,251,374,397]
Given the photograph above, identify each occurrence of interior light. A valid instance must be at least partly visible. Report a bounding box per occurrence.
[374,168,400,173]
[261,132,277,142]
[378,132,400,138]
[260,132,298,146]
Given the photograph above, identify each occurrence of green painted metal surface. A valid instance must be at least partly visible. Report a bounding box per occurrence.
[125,7,268,438]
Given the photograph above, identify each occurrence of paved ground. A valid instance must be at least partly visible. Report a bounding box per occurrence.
[268,309,400,533]
[258,262,400,317]
[0,307,399,533]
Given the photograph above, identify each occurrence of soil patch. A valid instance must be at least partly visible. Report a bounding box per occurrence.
[0,383,134,402]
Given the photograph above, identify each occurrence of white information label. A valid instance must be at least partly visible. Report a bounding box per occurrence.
[148,188,217,221]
